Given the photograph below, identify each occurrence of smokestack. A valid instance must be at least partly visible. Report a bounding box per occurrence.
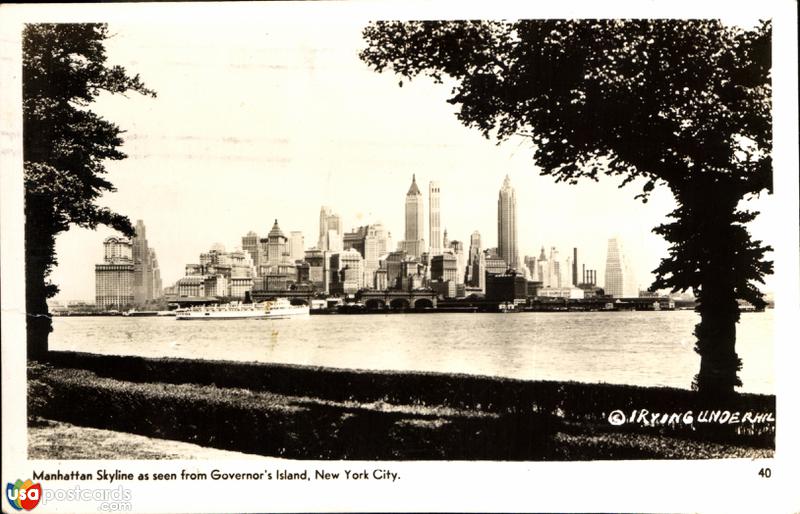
[572,248,578,286]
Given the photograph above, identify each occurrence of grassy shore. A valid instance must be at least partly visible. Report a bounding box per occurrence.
[29,420,268,460]
[30,351,775,460]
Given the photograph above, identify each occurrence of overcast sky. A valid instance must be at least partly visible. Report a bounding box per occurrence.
[46,19,777,302]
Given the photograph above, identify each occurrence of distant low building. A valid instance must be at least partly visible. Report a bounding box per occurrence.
[264,272,291,293]
[577,284,604,298]
[430,279,456,299]
[526,280,543,297]
[385,251,409,290]
[229,277,254,299]
[486,272,527,302]
[430,252,458,282]
[464,286,484,298]
[330,249,365,294]
[176,276,205,297]
[295,261,310,284]
[399,273,425,291]
[185,263,204,276]
[204,275,228,297]
[374,268,388,290]
[304,249,325,290]
[537,287,585,299]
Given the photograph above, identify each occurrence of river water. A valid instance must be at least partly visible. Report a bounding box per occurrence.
[49,310,774,394]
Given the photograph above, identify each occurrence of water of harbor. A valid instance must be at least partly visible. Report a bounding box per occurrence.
[49,310,774,394]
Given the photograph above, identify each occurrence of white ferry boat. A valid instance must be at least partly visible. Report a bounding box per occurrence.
[175,298,310,320]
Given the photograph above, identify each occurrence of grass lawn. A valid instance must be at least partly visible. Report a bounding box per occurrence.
[29,354,775,460]
[28,420,270,460]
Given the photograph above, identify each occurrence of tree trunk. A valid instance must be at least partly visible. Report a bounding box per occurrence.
[693,280,740,399]
[25,269,51,361]
[24,195,53,361]
[693,207,742,400]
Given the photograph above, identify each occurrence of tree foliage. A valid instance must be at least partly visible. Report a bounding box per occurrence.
[361,19,772,396]
[23,23,155,357]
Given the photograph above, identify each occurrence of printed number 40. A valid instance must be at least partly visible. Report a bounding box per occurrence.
[758,468,772,478]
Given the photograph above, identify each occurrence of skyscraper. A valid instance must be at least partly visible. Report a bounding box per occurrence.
[430,253,458,282]
[330,249,365,294]
[304,249,325,288]
[466,231,486,292]
[132,220,156,305]
[604,237,638,297]
[604,238,624,297]
[448,240,466,286]
[497,175,518,270]
[524,255,537,281]
[318,206,342,251]
[95,237,134,309]
[548,247,562,288]
[241,231,260,268]
[537,246,549,287]
[343,224,389,288]
[400,174,425,258]
[149,248,162,299]
[565,255,573,287]
[289,231,304,262]
[429,181,441,256]
[258,220,289,274]
[484,248,508,277]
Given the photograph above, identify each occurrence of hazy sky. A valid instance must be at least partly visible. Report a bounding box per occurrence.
[47,19,777,302]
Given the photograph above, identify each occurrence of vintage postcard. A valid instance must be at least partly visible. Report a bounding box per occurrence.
[1,1,798,512]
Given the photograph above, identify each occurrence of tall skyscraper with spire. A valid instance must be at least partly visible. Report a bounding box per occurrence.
[266,219,289,265]
[497,175,518,270]
[401,174,425,258]
[429,181,441,256]
[132,219,153,305]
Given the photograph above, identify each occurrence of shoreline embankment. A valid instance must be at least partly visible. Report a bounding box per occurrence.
[29,351,775,460]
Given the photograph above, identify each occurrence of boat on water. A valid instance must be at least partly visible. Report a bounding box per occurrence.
[123,309,160,317]
[175,298,310,320]
[124,309,178,317]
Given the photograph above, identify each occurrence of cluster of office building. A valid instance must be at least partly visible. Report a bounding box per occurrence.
[94,220,163,309]
[94,176,641,308]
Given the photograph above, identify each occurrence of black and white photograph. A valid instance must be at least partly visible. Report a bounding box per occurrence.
[1,1,798,512]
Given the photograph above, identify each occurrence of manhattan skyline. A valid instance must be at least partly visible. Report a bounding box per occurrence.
[41,20,777,302]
